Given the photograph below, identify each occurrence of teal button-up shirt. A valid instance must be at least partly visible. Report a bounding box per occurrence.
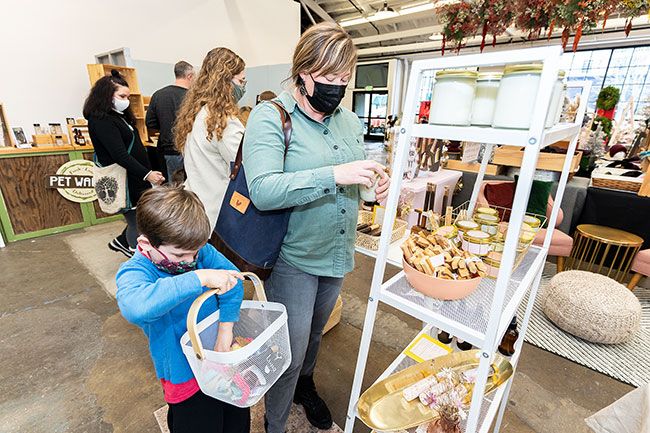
[243,91,365,278]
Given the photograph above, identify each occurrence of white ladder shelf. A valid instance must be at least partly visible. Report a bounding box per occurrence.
[344,46,591,433]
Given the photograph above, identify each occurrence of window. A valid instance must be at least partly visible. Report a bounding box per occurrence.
[562,45,650,117]
[355,63,389,88]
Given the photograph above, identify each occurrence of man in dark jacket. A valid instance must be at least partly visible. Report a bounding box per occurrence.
[146,61,194,181]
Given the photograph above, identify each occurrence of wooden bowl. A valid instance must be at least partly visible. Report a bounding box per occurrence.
[402,258,482,300]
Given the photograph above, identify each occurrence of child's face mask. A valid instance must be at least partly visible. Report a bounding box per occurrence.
[145,246,198,275]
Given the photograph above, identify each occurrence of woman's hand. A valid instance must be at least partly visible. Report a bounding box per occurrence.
[195,269,244,294]
[214,322,234,352]
[375,174,391,203]
[333,160,387,187]
[146,171,166,185]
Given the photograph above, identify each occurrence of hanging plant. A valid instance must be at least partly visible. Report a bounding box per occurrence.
[618,0,649,36]
[436,1,482,54]
[514,0,554,40]
[600,0,620,30]
[554,0,605,51]
[477,0,515,51]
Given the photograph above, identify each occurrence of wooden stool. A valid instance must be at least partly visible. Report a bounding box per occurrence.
[567,224,643,283]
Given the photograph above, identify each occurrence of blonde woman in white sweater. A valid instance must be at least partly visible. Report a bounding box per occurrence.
[174,47,247,229]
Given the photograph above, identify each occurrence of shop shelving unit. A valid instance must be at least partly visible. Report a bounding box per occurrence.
[87,63,148,143]
[344,46,590,433]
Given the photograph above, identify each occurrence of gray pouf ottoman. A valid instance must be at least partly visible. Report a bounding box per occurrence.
[540,270,641,344]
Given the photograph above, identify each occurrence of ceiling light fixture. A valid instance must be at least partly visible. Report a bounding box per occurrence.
[339,1,435,27]
[371,2,399,20]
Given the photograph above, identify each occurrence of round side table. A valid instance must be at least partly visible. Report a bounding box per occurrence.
[567,224,644,283]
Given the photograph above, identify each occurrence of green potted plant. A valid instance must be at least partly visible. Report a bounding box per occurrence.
[596,86,620,120]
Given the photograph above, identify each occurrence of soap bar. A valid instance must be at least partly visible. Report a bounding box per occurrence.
[402,375,438,402]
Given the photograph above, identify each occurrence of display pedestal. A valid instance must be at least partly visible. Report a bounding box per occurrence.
[402,169,462,227]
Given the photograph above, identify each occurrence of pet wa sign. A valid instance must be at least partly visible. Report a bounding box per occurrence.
[47,160,97,203]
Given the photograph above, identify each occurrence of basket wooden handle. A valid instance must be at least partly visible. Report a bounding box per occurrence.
[187,271,266,360]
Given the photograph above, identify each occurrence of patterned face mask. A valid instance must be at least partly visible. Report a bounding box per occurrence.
[147,247,198,274]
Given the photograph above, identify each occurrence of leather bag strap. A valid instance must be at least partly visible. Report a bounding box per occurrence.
[230,101,292,180]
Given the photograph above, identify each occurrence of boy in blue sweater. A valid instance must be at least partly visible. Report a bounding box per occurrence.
[116,185,250,433]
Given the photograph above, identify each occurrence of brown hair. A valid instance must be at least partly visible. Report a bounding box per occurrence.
[136,186,211,250]
[174,48,245,153]
[257,90,277,103]
[290,22,357,86]
[238,106,252,126]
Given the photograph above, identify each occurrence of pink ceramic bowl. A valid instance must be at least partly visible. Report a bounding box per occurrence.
[402,258,482,300]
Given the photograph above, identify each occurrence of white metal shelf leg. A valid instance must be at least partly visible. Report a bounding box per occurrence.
[344,64,422,433]
[464,352,492,433]
[468,143,494,215]
[492,268,545,433]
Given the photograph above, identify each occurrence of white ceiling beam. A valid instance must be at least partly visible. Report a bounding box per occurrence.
[300,0,336,22]
[353,25,441,44]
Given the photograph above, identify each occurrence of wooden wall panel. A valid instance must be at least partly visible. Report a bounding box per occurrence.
[0,154,84,234]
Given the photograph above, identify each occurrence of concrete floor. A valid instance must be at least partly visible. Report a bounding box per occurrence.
[0,222,634,433]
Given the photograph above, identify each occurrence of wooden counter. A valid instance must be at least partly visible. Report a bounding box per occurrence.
[0,145,120,243]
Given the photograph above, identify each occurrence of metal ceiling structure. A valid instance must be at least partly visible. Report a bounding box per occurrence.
[297,0,650,59]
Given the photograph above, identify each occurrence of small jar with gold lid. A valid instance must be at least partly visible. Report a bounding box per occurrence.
[456,220,480,242]
[476,206,498,218]
[435,225,459,246]
[523,215,541,229]
[461,230,493,256]
[475,213,500,235]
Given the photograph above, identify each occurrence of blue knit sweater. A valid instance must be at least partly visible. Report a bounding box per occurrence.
[116,244,243,384]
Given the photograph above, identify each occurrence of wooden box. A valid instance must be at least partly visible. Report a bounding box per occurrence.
[323,295,343,334]
[492,147,582,173]
[32,134,53,145]
[445,159,502,175]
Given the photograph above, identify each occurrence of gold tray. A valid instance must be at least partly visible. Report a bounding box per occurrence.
[357,350,513,431]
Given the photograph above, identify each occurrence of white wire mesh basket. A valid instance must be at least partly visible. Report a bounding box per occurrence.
[180,272,291,408]
[452,201,547,276]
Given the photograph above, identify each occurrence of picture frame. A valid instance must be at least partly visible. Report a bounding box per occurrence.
[12,127,27,145]
[66,117,76,125]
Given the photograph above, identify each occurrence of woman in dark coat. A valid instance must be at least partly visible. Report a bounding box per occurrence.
[84,70,165,257]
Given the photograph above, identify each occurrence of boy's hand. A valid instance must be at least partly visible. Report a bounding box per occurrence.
[214,322,234,352]
[195,270,243,295]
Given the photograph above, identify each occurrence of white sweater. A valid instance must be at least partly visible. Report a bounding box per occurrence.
[183,107,244,229]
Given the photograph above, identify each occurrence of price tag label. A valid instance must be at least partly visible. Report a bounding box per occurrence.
[462,142,481,163]
[404,333,453,363]
[429,254,445,267]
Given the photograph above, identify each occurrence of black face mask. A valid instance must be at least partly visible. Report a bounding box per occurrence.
[303,74,347,114]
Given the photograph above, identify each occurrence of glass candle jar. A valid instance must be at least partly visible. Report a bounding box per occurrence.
[435,225,459,245]
[456,220,480,242]
[429,69,478,126]
[523,215,541,229]
[475,213,500,235]
[461,230,493,256]
[471,72,502,126]
[476,206,498,218]
[545,70,566,128]
[492,64,543,130]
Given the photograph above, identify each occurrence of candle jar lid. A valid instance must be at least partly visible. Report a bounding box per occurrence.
[477,72,503,81]
[465,230,493,244]
[475,213,500,224]
[436,69,479,79]
[456,220,480,231]
[503,64,543,76]
[476,206,498,217]
[435,225,458,239]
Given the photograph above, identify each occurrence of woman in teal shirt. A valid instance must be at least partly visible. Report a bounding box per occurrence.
[243,22,389,433]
